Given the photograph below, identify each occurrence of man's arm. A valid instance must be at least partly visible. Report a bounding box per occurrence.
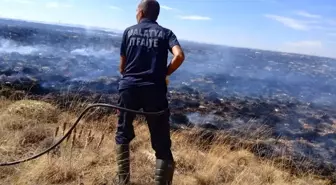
[166,30,185,76]
[119,29,128,75]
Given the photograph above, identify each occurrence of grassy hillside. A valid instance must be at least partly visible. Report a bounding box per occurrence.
[0,97,332,185]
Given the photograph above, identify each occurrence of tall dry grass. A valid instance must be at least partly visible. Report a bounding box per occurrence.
[0,97,333,185]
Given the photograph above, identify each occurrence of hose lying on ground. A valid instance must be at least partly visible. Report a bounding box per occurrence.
[0,103,167,167]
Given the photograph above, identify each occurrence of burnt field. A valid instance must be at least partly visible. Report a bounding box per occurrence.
[0,18,335,180]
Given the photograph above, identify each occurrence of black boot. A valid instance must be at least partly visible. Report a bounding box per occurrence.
[154,159,175,185]
[115,144,130,185]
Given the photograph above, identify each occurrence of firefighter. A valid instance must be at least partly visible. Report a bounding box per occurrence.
[114,0,185,184]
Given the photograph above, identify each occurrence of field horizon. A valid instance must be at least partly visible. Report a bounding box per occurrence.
[1,17,335,60]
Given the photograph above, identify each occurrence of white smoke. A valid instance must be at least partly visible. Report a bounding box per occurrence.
[70,47,118,58]
[0,38,48,55]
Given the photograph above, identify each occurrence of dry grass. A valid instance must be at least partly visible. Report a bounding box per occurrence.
[0,98,332,185]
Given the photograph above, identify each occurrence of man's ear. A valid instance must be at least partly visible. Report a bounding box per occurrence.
[139,10,144,19]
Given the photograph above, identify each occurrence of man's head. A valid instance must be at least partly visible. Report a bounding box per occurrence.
[136,0,160,23]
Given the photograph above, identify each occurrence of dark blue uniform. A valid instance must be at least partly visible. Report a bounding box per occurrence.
[116,18,180,160]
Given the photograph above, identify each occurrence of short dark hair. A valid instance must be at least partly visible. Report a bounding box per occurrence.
[139,0,160,21]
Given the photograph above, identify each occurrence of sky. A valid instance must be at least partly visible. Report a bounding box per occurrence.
[0,0,336,58]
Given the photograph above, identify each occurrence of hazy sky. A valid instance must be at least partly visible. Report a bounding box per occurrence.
[0,0,336,58]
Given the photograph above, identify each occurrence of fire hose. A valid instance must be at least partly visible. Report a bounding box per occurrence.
[0,103,167,167]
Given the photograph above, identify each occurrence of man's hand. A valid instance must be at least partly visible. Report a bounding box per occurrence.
[167,45,185,76]
[165,75,170,86]
[119,55,126,75]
